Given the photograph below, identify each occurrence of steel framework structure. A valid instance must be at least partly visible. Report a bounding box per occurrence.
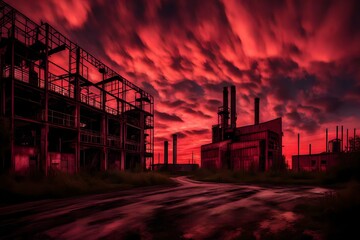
[0,1,154,174]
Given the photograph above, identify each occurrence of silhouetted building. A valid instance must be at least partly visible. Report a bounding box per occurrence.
[172,134,177,164]
[292,127,358,172]
[292,152,340,172]
[164,141,168,165]
[0,1,154,174]
[201,86,283,171]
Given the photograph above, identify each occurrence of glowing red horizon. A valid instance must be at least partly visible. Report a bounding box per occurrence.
[10,0,360,167]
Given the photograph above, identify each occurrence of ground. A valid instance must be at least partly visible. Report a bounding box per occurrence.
[0,176,330,239]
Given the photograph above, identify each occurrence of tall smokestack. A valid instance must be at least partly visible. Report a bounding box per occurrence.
[341,125,343,152]
[230,85,237,128]
[297,133,300,171]
[347,128,349,151]
[164,141,168,165]
[354,128,357,152]
[326,128,328,152]
[336,126,338,140]
[254,97,260,125]
[309,143,312,155]
[223,87,229,128]
[172,134,177,164]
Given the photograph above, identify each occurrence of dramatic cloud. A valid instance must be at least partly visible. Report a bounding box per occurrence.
[155,111,183,123]
[10,0,360,165]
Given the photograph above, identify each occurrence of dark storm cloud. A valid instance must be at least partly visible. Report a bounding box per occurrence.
[223,60,243,78]
[284,43,302,56]
[204,81,232,92]
[273,104,286,117]
[207,99,222,106]
[204,99,222,112]
[155,137,169,142]
[238,82,259,92]
[173,132,187,139]
[171,56,194,71]
[266,57,299,74]
[129,32,147,49]
[157,0,180,24]
[10,0,360,162]
[185,129,210,135]
[311,96,343,113]
[286,110,320,134]
[124,0,147,22]
[182,108,212,119]
[142,82,159,98]
[203,61,214,72]
[155,111,183,122]
[268,73,317,102]
[172,79,205,99]
[162,100,186,108]
[155,122,169,129]
[142,57,155,67]
[270,76,297,102]
[303,60,360,122]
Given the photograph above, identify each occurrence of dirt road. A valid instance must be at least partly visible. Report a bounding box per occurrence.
[0,177,329,239]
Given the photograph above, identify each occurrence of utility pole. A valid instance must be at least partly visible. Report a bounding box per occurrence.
[297,133,300,171]
[354,128,357,152]
[326,128,328,152]
[347,128,349,151]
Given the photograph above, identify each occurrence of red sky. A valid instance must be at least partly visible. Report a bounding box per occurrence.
[10,0,360,167]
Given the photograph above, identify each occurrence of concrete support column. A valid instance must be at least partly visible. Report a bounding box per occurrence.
[0,53,5,116]
[101,115,107,171]
[10,16,15,172]
[43,24,49,175]
[74,47,81,173]
[121,119,127,170]
[0,41,7,170]
[172,134,177,164]
[139,112,145,170]
[40,126,49,173]
[164,141,168,165]
[119,110,124,171]
[120,150,125,171]
[254,98,260,125]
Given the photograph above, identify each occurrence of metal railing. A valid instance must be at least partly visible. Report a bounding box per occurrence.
[125,142,140,152]
[80,129,102,144]
[48,109,75,127]
[107,135,121,147]
[80,93,102,109]
[4,66,75,98]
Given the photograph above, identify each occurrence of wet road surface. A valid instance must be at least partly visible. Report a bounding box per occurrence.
[0,177,330,239]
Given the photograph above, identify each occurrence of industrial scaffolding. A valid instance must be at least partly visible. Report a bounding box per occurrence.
[0,1,154,174]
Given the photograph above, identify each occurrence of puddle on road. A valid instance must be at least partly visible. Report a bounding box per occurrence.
[307,187,332,194]
[258,210,298,233]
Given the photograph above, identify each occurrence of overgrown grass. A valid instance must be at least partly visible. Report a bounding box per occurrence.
[190,152,360,239]
[0,170,173,204]
[191,152,360,187]
[190,153,360,239]
[234,182,360,239]
[293,181,360,239]
[190,168,331,186]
